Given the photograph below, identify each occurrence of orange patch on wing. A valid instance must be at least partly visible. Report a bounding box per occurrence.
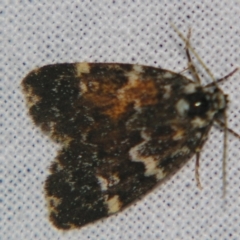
[83,77,159,119]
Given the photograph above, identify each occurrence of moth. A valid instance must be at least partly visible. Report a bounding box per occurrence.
[21,30,238,230]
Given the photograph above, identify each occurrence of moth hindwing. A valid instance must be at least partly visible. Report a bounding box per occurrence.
[22,42,236,230]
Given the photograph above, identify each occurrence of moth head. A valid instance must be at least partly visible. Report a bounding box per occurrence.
[175,84,227,127]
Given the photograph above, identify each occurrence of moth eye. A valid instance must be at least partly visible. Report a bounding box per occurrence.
[185,92,210,118]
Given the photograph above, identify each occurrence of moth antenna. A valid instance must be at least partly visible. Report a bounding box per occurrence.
[185,28,201,84]
[170,23,216,83]
[222,110,228,197]
[214,116,240,197]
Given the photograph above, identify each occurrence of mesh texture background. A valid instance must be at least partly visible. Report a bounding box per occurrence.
[1,1,240,239]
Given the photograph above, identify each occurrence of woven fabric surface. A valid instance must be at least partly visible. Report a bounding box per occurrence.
[1,1,240,239]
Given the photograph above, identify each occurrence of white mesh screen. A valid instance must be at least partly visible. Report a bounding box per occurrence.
[1,1,240,239]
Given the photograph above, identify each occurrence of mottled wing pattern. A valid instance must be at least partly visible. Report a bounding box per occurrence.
[22,63,226,229]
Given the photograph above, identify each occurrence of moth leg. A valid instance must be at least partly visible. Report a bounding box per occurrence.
[214,120,240,139]
[206,67,239,86]
[195,152,203,190]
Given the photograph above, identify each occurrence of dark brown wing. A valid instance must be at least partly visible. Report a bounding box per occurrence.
[22,63,221,229]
